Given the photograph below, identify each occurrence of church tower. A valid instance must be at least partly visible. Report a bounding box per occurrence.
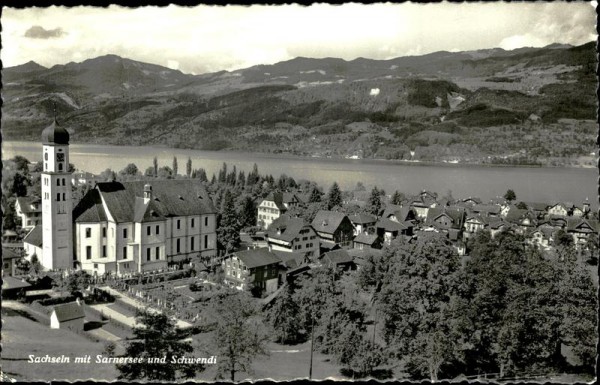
[40,116,74,270]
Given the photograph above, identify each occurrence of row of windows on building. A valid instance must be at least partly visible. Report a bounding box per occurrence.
[83,217,211,239]
[258,213,278,220]
[293,242,315,250]
[43,177,68,186]
[84,235,210,260]
[258,208,279,215]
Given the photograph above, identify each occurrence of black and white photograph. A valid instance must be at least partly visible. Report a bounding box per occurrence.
[1,2,598,382]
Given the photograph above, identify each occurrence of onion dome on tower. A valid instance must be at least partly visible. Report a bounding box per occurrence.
[41,117,70,145]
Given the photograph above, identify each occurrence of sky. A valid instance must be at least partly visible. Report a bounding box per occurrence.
[2,2,597,75]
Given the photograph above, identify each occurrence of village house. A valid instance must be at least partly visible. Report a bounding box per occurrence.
[566,218,599,249]
[353,232,382,250]
[15,196,42,230]
[256,192,300,230]
[319,249,356,271]
[265,215,319,259]
[1,276,31,300]
[408,193,438,220]
[222,248,281,293]
[463,214,488,240]
[311,210,355,248]
[382,205,417,223]
[71,180,218,276]
[348,213,377,235]
[521,201,550,220]
[272,250,310,284]
[424,206,466,242]
[528,226,555,249]
[376,217,413,245]
[50,299,85,331]
[2,248,23,277]
[547,202,570,217]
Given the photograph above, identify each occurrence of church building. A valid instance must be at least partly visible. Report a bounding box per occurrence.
[24,117,218,276]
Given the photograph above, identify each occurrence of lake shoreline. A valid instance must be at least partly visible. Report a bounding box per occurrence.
[3,140,593,171]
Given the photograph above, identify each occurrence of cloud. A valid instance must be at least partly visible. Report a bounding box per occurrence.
[24,25,66,39]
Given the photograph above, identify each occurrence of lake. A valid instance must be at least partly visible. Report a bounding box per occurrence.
[2,141,597,205]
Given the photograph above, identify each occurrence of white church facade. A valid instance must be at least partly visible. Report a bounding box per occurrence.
[24,118,218,276]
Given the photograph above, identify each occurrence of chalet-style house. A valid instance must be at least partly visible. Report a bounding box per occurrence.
[311,210,355,248]
[424,207,466,241]
[376,217,412,245]
[222,248,281,293]
[15,196,42,229]
[566,218,600,249]
[257,192,300,230]
[50,300,85,331]
[71,180,218,276]
[348,213,377,235]
[265,215,319,258]
[408,193,438,219]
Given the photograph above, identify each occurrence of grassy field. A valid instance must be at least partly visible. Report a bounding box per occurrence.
[1,308,119,381]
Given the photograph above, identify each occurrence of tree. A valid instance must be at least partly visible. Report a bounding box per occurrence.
[558,256,597,371]
[390,190,405,205]
[153,156,158,177]
[308,187,322,203]
[99,168,117,181]
[266,285,303,344]
[186,157,192,178]
[120,163,139,177]
[516,201,528,210]
[367,186,382,216]
[237,195,257,229]
[172,156,178,176]
[378,238,461,381]
[210,292,268,381]
[217,190,241,253]
[157,166,173,179]
[504,189,516,202]
[55,270,91,296]
[116,311,198,381]
[144,167,154,177]
[29,254,42,276]
[327,182,343,210]
[247,163,259,186]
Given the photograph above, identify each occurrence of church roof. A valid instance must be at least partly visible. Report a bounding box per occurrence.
[23,225,43,247]
[41,119,70,145]
[73,189,108,223]
[92,180,216,223]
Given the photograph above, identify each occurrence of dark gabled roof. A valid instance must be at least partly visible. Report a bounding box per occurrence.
[504,206,528,222]
[2,247,22,260]
[465,214,488,224]
[381,204,402,219]
[348,213,377,225]
[376,217,409,232]
[2,276,31,290]
[272,250,306,269]
[312,210,348,234]
[462,197,483,204]
[262,192,298,211]
[73,189,108,223]
[266,215,309,242]
[23,225,43,247]
[566,218,600,232]
[487,217,506,229]
[133,197,165,223]
[234,248,281,269]
[425,207,465,229]
[472,204,501,215]
[16,196,42,214]
[93,180,215,223]
[321,249,353,265]
[53,302,85,322]
[353,232,379,245]
[522,201,550,212]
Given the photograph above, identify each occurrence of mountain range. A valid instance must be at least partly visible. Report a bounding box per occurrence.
[2,41,596,166]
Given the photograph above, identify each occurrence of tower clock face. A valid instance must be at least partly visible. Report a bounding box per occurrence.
[56,153,65,162]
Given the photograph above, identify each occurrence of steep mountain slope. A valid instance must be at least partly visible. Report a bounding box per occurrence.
[2,42,596,166]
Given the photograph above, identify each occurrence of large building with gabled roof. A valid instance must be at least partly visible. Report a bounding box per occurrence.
[24,117,218,276]
[73,180,218,276]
